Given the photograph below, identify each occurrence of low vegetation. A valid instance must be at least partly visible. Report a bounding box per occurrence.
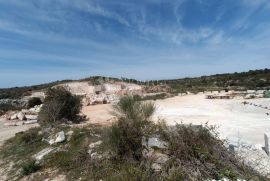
[0,103,21,113]
[21,159,41,176]
[133,93,168,101]
[164,68,270,93]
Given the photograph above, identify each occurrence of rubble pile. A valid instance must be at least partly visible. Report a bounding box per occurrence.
[1,104,42,126]
[82,93,120,106]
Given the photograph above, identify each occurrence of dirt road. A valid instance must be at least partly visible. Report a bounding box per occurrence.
[0,118,38,146]
[82,104,115,126]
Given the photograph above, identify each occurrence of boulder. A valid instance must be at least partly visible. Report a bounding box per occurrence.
[66,130,74,141]
[10,113,17,120]
[17,112,26,121]
[89,141,103,149]
[151,163,162,172]
[49,131,66,145]
[90,152,103,159]
[29,104,43,113]
[23,120,38,125]
[150,153,169,172]
[88,141,103,154]
[142,137,168,149]
[25,115,38,120]
[33,147,57,161]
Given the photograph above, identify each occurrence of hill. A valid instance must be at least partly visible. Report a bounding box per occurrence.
[1,69,270,99]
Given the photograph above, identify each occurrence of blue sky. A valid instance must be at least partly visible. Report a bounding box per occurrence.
[0,0,270,87]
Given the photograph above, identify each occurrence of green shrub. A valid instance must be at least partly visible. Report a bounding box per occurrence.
[157,123,264,180]
[38,87,82,126]
[14,128,42,145]
[133,93,167,101]
[27,97,42,109]
[110,96,156,160]
[0,103,20,112]
[21,159,41,176]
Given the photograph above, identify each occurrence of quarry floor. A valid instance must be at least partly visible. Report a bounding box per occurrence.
[82,95,270,146]
[0,95,269,147]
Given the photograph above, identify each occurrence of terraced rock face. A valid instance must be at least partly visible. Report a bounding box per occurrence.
[58,82,95,95]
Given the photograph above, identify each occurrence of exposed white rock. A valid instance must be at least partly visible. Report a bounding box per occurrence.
[25,115,38,120]
[89,141,103,149]
[4,122,24,126]
[151,163,162,171]
[66,130,74,141]
[235,143,270,176]
[23,120,38,125]
[49,131,66,145]
[142,137,168,149]
[33,147,57,161]
[88,141,103,154]
[10,113,17,120]
[90,152,103,159]
[29,104,43,113]
[17,112,25,121]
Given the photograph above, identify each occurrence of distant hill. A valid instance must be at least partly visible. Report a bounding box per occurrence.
[1,69,270,99]
[0,76,125,99]
[163,68,270,93]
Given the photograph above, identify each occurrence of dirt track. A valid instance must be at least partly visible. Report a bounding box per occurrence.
[82,104,115,126]
[0,119,38,146]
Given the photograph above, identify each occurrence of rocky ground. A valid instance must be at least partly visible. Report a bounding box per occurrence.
[1,94,270,179]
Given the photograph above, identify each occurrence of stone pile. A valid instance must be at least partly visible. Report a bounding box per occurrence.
[32,130,74,163]
[2,104,42,126]
[83,93,120,106]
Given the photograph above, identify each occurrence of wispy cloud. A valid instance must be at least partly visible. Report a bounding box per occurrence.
[0,0,270,87]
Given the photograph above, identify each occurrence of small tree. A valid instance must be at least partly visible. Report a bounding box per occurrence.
[110,96,155,160]
[39,87,82,126]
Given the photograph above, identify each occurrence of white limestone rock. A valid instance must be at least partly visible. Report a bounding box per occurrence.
[25,115,38,120]
[66,130,74,141]
[48,131,66,145]
[89,141,103,149]
[17,112,26,121]
[23,120,38,125]
[142,137,168,149]
[33,147,57,161]
[10,113,17,120]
